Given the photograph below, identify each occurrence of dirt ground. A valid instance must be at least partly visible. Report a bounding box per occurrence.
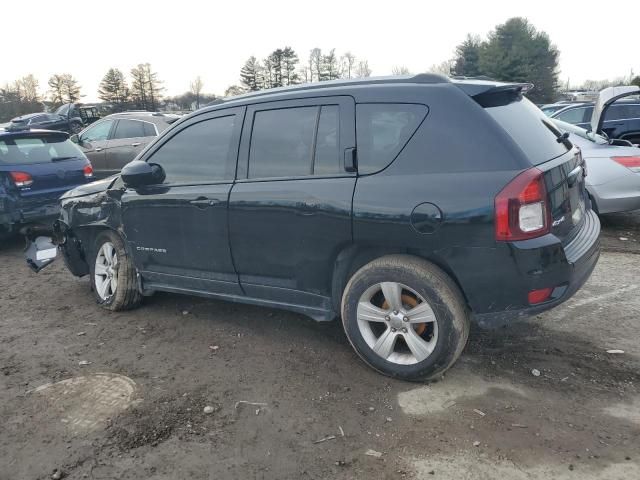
[1,213,639,480]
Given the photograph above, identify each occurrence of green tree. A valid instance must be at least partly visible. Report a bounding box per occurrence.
[224,85,245,97]
[282,47,299,86]
[267,49,285,88]
[477,18,559,103]
[322,49,340,80]
[631,76,640,88]
[453,34,481,77]
[47,74,66,106]
[240,56,263,91]
[98,68,129,109]
[130,63,163,110]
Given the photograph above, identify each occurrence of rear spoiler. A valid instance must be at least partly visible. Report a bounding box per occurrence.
[471,83,534,108]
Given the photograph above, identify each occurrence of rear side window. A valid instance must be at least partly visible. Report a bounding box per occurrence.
[148,115,236,183]
[143,122,157,137]
[356,103,428,174]
[113,120,147,139]
[0,136,84,165]
[486,98,569,165]
[604,104,632,121]
[555,106,591,124]
[313,106,340,175]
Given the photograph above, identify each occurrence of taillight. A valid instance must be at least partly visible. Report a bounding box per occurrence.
[83,164,94,178]
[612,156,640,173]
[495,168,551,241]
[528,287,553,305]
[10,171,33,188]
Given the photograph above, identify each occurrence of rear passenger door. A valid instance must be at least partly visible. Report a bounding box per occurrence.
[105,119,157,174]
[228,97,355,314]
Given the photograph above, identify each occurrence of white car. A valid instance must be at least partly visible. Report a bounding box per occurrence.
[552,118,640,214]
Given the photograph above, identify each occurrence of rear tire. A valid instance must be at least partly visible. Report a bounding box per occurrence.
[90,230,142,311]
[341,255,470,382]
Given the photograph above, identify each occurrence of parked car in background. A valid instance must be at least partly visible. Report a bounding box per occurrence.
[25,75,599,381]
[549,95,640,144]
[8,111,84,134]
[72,112,179,178]
[552,118,640,214]
[55,103,101,126]
[539,102,575,116]
[0,129,93,239]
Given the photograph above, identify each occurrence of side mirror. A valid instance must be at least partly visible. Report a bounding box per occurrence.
[70,134,80,144]
[121,161,165,188]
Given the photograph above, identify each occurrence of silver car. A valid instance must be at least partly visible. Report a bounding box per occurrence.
[552,119,640,214]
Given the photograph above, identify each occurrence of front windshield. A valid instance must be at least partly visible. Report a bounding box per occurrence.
[551,118,608,145]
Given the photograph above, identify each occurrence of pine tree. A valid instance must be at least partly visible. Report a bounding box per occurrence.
[240,56,263,91]
[47,74,66,106]
[130,63,163,110]
[322,49,340,81]
[98,68,129,107]
[282,47,299,86]
[453,35,481,77]
[267,49,285,88]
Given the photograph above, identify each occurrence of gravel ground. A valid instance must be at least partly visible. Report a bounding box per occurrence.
[1,212,639,480]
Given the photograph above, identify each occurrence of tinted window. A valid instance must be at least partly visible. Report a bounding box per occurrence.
[81,120,114,142]
[249,107,316,178]
[555,106,589,124]
[627,104,640,118]
[486,98,569,165]
[143,122,157,137]
[28,115,47,124]
[604,104,630,121]
[313,105,340,175]
[356,103,427,174]
[149,115,236,183]
[0,136,84,165]
[113,119,147,139]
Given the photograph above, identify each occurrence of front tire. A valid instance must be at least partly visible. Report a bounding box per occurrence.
[341,255,470,381]
[90,230,142,311]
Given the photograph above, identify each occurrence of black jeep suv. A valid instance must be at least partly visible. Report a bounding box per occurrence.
[26,74,600,381]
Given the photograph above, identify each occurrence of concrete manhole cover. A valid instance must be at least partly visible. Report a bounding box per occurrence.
[33,373,138,432]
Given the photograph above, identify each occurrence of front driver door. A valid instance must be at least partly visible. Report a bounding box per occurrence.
[78,119,114,176]
[121,107,244,295]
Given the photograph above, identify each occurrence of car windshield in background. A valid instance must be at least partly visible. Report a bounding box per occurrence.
[0,136,84,165]
[485,97,569,165]
[551,119,608,145]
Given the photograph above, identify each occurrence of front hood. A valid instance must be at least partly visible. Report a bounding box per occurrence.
[61,175,118,199]
[590,85,640,134]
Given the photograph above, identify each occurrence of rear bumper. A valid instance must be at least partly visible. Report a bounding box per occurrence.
[0,197,60,232]
[588,177,640,214]
[463,209,601,328]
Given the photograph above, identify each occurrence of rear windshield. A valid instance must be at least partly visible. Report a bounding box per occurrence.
[485,97,569,165]
[0,136,84,165]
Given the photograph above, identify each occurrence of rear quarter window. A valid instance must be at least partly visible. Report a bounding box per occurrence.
[486,98,569,165]
[356,103,428,174]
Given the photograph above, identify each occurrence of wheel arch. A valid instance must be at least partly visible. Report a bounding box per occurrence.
[331,245,472,315]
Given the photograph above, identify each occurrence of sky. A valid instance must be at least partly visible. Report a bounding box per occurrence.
[2,0,639,102]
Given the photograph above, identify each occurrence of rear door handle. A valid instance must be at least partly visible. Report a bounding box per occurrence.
[189,197,221,208]
[95,147,103,152]
[131,142,141,147]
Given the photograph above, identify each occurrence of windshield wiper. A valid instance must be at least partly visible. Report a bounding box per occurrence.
[556,131,570,143]
[50,156,78,162]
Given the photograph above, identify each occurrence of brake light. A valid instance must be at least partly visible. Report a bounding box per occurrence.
[83,164,94,179]
[10,171,33,187]
[612,156,640,173]
[495,168,551,241]
[528,287,553,305]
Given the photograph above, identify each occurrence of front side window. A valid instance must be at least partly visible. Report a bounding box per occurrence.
[81,120,114,142]
[356,103,428,174]
[148,115,236,183]
[112,119,147,139]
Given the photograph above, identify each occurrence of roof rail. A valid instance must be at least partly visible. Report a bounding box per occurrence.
[214,73,450,105]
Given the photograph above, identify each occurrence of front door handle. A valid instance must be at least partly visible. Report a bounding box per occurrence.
[189,197,221,208]
[95,147,103,152]
[131,142,141,147]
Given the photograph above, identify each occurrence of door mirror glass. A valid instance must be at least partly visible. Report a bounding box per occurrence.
[121,161,165,188]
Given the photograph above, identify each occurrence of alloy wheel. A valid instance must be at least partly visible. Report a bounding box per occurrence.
[94,242,118,301]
